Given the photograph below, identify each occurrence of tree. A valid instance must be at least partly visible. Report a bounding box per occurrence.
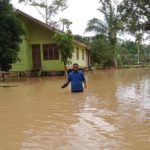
[18,0,68,27]
[74,35,90,46]
[118,0,150,32]
[143,44,150,64]
[90,34,113,67]
[0,0,24,81]
[60,18,72,31]
[116,41,139,66]
[85,0,123,67]
[55,30,74,72]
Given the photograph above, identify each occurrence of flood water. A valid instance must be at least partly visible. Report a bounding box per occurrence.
[0,68,150,150]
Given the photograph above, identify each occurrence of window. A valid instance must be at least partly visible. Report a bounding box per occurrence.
[76,48,79,60]
[43,44,59,60]
[82,49,84,60]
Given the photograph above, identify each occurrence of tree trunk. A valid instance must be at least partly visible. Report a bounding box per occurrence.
[113,56,118,68]
[112,45,118,67]
[64,62,68,77]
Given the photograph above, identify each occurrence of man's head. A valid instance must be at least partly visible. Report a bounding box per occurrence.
[73,63,79,71]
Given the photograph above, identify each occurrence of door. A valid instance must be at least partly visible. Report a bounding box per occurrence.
[32,44,41,70]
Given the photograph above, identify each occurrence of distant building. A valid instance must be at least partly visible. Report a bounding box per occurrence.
[11,10,91,76]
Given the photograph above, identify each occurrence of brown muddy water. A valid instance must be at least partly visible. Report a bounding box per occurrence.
[0,68,150,150]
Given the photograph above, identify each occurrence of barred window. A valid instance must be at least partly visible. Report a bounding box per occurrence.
[43,44,59,60]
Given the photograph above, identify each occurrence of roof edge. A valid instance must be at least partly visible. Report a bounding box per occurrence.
[16,9,89,49]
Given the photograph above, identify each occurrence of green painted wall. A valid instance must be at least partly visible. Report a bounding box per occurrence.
[11,38,29,71]
[11,14,89,72]
[68,44,87,68]
[11,15,64,72]
[23,16,64,71]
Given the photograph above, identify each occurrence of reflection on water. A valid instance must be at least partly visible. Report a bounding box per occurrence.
[0,68,150,150]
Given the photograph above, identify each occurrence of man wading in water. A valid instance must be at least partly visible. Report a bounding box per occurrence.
[61,63,87,92]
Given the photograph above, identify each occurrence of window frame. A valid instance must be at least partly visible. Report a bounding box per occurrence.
[43,43,59,60]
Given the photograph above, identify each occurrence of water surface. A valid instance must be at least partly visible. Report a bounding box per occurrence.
[0,68,150,150]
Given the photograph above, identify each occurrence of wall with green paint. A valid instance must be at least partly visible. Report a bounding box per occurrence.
[11,15,64,72]
[70,44,87,68]
[21,16,64,71]
[11,38,29,71]
[11,12,89,72]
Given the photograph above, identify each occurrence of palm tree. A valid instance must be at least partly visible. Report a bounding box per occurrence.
[85,0,123,67]
[60,18,72,32]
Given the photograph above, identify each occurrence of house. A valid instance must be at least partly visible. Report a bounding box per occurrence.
[11,10,91,76]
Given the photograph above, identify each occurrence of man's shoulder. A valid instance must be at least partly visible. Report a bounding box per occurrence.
[78,71,84,75]
[68,71,74,75]
[68,71,84,76]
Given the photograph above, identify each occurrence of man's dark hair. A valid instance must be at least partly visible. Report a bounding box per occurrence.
[73,63,79,67]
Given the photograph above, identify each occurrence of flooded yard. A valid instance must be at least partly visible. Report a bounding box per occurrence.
[0,68,150,150]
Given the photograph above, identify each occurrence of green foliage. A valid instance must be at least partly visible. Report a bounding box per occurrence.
[118,0,150,32]
[60,18,72,31]
[85,0,124,67]
[74,35,91,46]
[90,34,114,67]
[0,0,24,72]
[143,45,150,64]
[116,41,138,65]
[55,30,74,66]
[116,41,150,66]
[84,0,149,67]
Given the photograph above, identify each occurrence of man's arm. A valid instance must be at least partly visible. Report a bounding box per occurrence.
[61,81,69,88]
[61,73,71,89]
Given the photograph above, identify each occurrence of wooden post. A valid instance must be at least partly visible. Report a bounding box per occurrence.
[2,72,5,82]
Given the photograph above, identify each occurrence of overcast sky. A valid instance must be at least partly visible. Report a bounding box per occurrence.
[10,0,149,44]
[10,0,101,36]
